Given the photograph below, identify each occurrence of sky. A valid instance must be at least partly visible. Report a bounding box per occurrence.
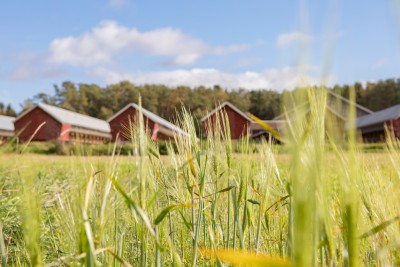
[1,0,400,110]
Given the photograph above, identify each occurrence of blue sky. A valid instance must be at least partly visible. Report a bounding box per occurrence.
[1,0,399,110]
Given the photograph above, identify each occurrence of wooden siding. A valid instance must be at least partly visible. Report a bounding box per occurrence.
[202,105,250,140]
[14,107,62,142]
[359,118,400,143]
[392,118,400,138]
[109,106,157,141]
[15,106,111,144]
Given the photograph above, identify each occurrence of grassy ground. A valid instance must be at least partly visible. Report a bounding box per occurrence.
[0,150,399,266]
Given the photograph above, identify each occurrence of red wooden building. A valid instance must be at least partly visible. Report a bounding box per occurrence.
[357,104,400,142]
[201,102,253,140]
[0,115,15,145]
[14,103,111,143]
[108,103,188,141]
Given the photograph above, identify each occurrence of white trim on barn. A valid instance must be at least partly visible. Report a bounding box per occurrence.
[108,103,188,136]
[200,102,253,123]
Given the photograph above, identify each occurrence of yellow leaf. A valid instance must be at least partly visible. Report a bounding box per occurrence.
[248,114,283,143]
[199,248,291,267]
[185,143,197,178]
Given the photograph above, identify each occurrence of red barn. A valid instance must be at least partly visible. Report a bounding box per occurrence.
[14,103,111,143]
[357,104,400,142]
[201,102,253,140]
[108,103,188,142]
[0,115,15,144]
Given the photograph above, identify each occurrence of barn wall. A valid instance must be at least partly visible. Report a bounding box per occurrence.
[14,107,62,142]
[202,105,249,140]
[157,132,174,141]
[109,107,156,141]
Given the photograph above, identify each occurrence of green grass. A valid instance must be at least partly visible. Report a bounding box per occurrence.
[1,89,400,266]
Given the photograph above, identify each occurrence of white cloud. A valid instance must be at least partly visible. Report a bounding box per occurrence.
[48,20,248,67]
[109,0,126,8]
[92,67,326,91]
[276,32,313,47]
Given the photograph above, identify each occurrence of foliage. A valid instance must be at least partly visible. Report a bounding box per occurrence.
[0,102,16,117]
[14,77,400,122]
[1,141,177,156]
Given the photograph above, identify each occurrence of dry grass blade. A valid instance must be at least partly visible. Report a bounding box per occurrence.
[360,216,400,239]
[248,114,283,142]
[199,248,291,267]
[265,195,290,213]
[154,204,194,225]
[203,185,235,198]
[21,121,46,153]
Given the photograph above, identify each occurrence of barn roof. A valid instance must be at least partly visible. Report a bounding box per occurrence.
[0,115,15,131]
[357,104,400,128]
[15,103,111,133]
[273,90,373,120]
[200,102,253,122]
[327,90,373,114]
[249,120,286,131]
[108,103,188,136]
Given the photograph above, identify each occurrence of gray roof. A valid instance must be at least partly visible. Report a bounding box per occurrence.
[357,104,400,128]
[250,120,286,131]
[327,90,373,114]
[201,101,253,122]
[108,103,188,136]
[16,103,111,133]
[274,90,373,120]
[0,115,15,131]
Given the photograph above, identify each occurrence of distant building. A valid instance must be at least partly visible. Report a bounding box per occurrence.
[0,115,15,144]
[14,103,111,143]
[201,102,253,140]
[108,103,188,142]
[274,90,372,119]
[357,104,400,142]
[273,90,373,138]
[250,120,285,141]
[326,90,373,118]
[202,91,373,141]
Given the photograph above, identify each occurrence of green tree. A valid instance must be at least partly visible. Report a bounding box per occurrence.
[227,88,250,112]
[248,90,281,119]
[5,104,16,117]
[55,81,82,112]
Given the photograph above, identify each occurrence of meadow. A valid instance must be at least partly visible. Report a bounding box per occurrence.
[1,90,400,266]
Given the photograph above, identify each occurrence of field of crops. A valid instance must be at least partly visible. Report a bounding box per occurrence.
[1,91,400,266]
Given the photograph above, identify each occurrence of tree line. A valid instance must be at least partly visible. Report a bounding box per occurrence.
[21,81,280,122]
[3,78,400,121]
[0,103,16,117]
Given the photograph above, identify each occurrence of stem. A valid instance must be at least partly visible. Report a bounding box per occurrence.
[191,199,204,267]
[226,180,231,249]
